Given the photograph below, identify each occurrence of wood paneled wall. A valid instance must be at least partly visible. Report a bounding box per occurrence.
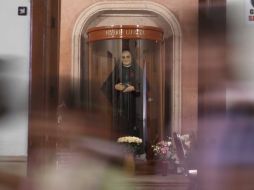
[198,0,227,116]
[28,0,60,174]
[198,1,227,190]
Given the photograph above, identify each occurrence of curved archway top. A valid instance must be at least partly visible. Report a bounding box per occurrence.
[73,1,182,38]
[71,0,182,134]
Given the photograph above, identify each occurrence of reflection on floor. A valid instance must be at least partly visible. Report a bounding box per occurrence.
[0,156,27,190]
[0,157,27,177]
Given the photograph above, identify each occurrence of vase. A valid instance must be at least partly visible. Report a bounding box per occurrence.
[160,160,169,176]
[124,153,135,175]
[168,160,177,173]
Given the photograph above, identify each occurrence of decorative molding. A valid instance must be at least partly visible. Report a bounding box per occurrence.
[72,1,182,133]
[0,156,27,162]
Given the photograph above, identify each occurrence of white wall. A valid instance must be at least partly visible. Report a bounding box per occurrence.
[0,0,30,156]
[227,0,254,106]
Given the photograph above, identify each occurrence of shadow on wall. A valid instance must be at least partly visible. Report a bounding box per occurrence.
[0,55,28,121]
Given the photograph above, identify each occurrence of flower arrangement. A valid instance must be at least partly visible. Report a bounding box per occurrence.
[117,136,143,155]
[152,133,196,175]
[152,133,194,161]
[172,132,197,174]
[117,136,142,144]
[152,138,177,161]
[179,134,191,156]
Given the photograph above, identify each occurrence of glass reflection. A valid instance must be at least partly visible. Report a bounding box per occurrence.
[81,39,168,152]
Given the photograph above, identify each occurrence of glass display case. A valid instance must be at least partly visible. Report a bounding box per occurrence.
[81,25,170,155]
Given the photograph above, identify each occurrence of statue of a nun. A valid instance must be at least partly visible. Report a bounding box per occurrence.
[101,49,147,140]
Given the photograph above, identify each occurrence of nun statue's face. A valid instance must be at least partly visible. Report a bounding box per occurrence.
[122,50,132,67]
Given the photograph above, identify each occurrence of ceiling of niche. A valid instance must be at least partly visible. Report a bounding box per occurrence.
[84,11,173,38]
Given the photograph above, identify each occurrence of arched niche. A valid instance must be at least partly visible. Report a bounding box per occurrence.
[71,1,182,137]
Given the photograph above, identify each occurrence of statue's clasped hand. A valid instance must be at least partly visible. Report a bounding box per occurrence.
[115,83,126,91]
[115,83,135,92]
[123,84,135,92]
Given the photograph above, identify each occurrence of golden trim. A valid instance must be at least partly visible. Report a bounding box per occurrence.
[87,25,163,42]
